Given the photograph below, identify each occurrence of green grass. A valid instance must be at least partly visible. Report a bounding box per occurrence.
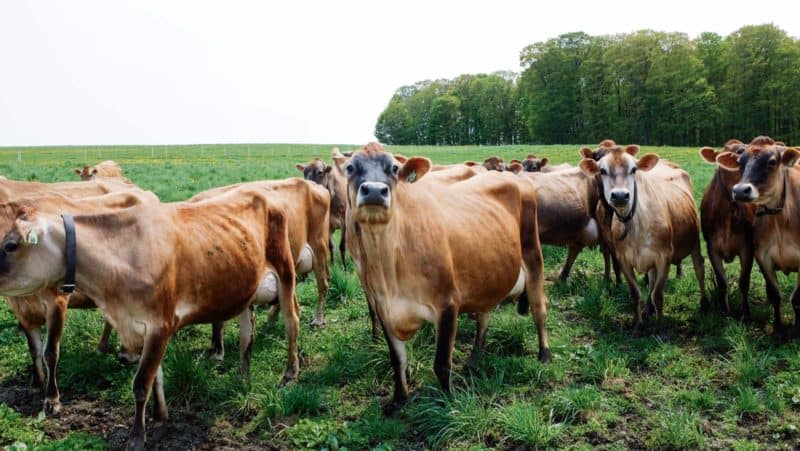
[0,143,799,448]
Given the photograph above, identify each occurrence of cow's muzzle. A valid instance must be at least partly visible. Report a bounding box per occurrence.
[732,183,758,202]
[356,182,391,209]
[609,189,630,207]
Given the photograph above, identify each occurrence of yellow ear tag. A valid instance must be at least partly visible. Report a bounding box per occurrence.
[26,231,38,245]
[407,170,417,183]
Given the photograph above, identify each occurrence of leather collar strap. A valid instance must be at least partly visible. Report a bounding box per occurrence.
[756,169,788,217]
[61,214,76,294]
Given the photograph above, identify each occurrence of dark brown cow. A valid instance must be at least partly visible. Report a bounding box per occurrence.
[481,155,507,171]
[0,190,158,413]
[344,142,549,413]
[74,160,123,180]
[580,145,707,330]
[0,185,299,449]
[295,147,347,266]
[512,155,572,173]
[699,139,756,318]
[717,136,800,335]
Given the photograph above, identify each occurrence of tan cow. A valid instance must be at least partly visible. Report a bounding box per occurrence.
[295,148,348,266]
[699,139,757,318]
[717,136,800,335]
[74,160,123,180]
[1,190,158,413]
[0,185,299,450]
[188,178,330,361]
[344,142,549,413]
[580,145,707,331]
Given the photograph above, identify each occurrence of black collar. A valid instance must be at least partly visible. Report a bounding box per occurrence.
[756,169,788,217]
[61,214,76,294]
[596,175,638,240]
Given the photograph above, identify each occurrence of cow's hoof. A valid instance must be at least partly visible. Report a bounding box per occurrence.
[279,372,298,387]
[311,317,325,328]
[118,351,140,364]
[97,342,112,354]
[210,351,225,362]
[538,348,551,363]
[126,436,145,451]
[381,399,405,416]
[43,398,62,415]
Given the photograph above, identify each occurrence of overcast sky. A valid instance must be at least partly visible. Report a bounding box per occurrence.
[0,0,794,146]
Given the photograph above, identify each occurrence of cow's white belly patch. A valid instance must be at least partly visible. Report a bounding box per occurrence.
[251,271,278,305]
[296,244,314,276]
[580,218,599,246]
[507,268,526,298]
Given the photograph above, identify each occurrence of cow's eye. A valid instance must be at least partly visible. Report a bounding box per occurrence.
[630,167,637,174]
[768,158,778,168]
[599,168,608,176]
[346,164,355,175]
[3,240,19,253]
[391,164,399,174]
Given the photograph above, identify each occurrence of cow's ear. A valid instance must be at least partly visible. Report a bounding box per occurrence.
[509,159,521,165]
[625,145,640,156]
[295,163,305,172]
[74,169,81,175]
[508,162,523,174]
[637,154,659,171]
[579,147,594,159]
[464,161,478,167]
[324,166,333,174]
[526,154,536,159]
[781,147,800,167]
[14,206,44,246]
[540,158,549,167]
[398,157,431,183]
[394,154,408,164]
[699,147,718,164]
[716,151,739,171]
[91,168,98,175]
[331,150,348,167]
[579,158,600,176]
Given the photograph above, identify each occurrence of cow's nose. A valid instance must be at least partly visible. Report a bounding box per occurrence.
[610,190,630,204]
[357,182,391,207]
[732,183,755,201]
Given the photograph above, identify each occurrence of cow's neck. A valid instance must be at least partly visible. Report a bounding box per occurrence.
[355,215,401,300]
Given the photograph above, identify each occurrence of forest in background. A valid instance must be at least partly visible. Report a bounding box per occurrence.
[374,24,800,146]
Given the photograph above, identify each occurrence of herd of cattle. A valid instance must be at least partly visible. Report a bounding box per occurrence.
[0,136,797,448]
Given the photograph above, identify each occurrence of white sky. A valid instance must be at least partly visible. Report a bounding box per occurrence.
[0,0,795,146]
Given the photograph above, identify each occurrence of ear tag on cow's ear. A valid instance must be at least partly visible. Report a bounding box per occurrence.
[407,170,417,183]
[26,231,38,245]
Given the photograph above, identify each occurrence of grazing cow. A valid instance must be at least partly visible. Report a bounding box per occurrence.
[0,185,299,449]
[519,167,615,282]
[699,139,757,318]
[190,178,329,361]
[295,148,347,266]
[344,142,549,413]
[511,155,572,173]
[717,136,800,335]
[74,160,123,180]
[0,190,157,414]
[580,145,707,331]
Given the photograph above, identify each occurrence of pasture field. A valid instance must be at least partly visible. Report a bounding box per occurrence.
[1,143,800,450]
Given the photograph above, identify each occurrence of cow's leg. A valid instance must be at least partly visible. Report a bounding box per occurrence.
[521,203,550,362]
[738,245,754,322]
[434,304,458,394]
[238,306,255,377]
[601,245,612,281]
[97,320,114,354]
[691,246,709,313]
[644,268,657,320]
[328,238,334,265]
[42,294,67,415]
[367,294,382,342]
[610,251,622,285]
[675,261,683,278]
[708,246,729,315]
[210,321,225,361]
[760,259,785,334]
[128,327,171,451]
[22,326,45,390]
[152,365,168,430]
[791,277,800,339]
[621,264,643,331]
[381,325,408,415]
[651,260,669,326]
[468,312,490,366]
[558,244,582,282]
[311,236,331,328]
[339,223,347,267]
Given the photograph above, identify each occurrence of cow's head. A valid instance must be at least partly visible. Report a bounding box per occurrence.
[482,156,506,172]
[74,166,98,181]
[579,139,618,161]
[295,158,332,187]
[579,144,659,218]
[519,154,549,172]
[717,136,799,205]
[699,139,746,191]
[344,142,430,224]
[0,204,63,296]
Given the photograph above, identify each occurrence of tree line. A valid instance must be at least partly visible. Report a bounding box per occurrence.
[375,24,800,146]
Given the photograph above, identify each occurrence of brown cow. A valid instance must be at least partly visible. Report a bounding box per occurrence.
[295,148,347,266]
[1,190,158,413]
[580,145,707,331]
[512,154,572,173]
[699,139,756,318]
[344,142,549,413]
[0,185,299,449]
[481,155,507,171]
[717,136,800,335]
[74,160,123,180]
